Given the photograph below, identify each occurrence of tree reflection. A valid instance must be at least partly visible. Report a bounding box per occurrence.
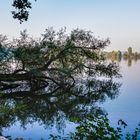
[0,78,121,136]
[0,28,121,138]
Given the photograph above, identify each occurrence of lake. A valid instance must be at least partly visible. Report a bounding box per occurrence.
[102,59,140,138]
[1,59,140,139]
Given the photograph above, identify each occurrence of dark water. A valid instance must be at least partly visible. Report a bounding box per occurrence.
[1,60,140,139]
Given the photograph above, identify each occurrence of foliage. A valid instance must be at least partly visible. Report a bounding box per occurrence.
[0,28,120,95]
[70,115,123,140]
[49,115,140,140]
[0,28,122,139]
[105,48,140,66]
[12,0,37,23]
[127,47,132,56]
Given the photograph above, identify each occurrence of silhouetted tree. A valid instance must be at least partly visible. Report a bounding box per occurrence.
[127,47,132,57]
[110,51,117,61]
[123,52,128,60]
[12,0,37,23]
[117,50,122,62]
[134,52,138,62]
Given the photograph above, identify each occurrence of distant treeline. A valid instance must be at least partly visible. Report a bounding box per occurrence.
[104,47,140,62]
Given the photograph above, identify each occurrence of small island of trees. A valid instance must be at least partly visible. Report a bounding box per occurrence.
[104,47,140,66]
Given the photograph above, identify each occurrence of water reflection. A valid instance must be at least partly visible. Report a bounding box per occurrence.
[0,29,122,139]
[106,50,139,67]
[0,78,121,136]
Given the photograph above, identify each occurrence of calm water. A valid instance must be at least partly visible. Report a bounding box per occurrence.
[1,60,140,139]
[102,60,140,136]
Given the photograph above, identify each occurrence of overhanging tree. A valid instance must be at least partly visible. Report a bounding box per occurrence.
[0,28,120,95]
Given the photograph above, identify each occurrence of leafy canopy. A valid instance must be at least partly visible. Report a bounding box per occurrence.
[12,0,37,23]
[0,28,120,95]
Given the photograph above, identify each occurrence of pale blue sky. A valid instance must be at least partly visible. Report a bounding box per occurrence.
[0,0,140,51]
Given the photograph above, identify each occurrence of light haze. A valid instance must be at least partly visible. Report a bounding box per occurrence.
[0,0,140,51]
